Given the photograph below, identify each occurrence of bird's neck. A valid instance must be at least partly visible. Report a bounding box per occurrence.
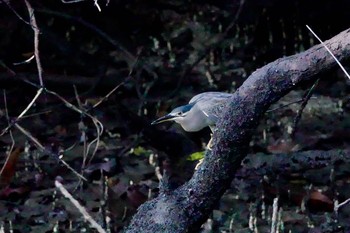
[176,108,207,132]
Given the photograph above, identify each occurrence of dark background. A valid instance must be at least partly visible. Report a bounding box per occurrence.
[0,0,350,232]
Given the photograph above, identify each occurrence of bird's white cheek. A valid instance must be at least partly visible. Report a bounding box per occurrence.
[174,118,181,124]
[174,118,191,131]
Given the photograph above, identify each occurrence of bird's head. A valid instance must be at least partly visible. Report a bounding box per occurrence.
[151,103,194,125]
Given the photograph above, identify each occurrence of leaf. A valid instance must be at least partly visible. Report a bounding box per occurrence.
[187,151,205,161]
[308,191,334,212]
[131,146,152,156]
[84,159,116,174]
[127,185,148,208]
[0,147,22,186]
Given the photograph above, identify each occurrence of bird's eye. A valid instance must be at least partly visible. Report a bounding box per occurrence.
[177,112,183,116]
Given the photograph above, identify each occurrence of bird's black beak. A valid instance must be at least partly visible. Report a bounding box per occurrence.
[151,114,176,125]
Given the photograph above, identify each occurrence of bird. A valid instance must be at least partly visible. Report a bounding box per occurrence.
[152,92,233,131]
[151,92,233,147]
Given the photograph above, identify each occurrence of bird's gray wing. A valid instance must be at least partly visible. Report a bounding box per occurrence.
[189,92,233,105]
[189,92,233,124]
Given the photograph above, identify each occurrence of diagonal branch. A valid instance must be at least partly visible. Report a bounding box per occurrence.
[125,28,350,232]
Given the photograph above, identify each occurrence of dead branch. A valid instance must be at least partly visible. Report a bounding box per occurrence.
[125,28,350,232]
[24,0,44,86]
[0,72,122,88]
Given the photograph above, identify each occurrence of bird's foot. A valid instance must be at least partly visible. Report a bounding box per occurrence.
[206,134,213,150]
[194,158,204,170]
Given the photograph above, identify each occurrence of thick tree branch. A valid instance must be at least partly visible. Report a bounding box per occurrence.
[125,28,350,232]
[238,149,350,180]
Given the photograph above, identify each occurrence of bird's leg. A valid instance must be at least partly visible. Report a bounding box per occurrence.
[206,126,215,150]
[195,134,212,170]
[206,133,213,150]
[195,129,214,170]
[195,158,204,170]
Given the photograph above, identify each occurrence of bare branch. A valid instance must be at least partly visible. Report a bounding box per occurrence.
[24,0,44,87]
[55,180,106,233]
[306,25,350,80]
[126,28,350,233]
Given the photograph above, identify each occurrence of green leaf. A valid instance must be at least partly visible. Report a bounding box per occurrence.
[131,146,152,156]
[187,151,205,161]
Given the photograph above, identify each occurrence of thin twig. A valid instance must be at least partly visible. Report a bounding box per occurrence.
[93,50,138,109]
[14,123,87,181]
[24,0,44,87]
[55,180,106,233]
[224,0,246,35]
[0,60,16,76]
[86,116,104,164]
[37,8,135,64]
[13,55,35,66]
[93,0,101,12]
[73,86,89,170]
[93,77,130,108]
[291,79,319,138]
[24,80,104,167]
[15,123,45,150]
[0,88,43,136]
[47,88,104,164]
[59,158,88,181]
[61,0,86,3]
[1,0,31,25]
[73,85,83,108]
[270,197,279,233]
[17,88,43,119]
[21,110,52,119]
[0,91,15,177]
[306,25,350,80]
[266,97,317,113]
[335,197,350,213]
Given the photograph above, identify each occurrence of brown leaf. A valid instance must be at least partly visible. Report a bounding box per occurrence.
[308,191,334,212]
[108,178,128,197]
[127,185,148,208]
[267,140,299,154]
[0,185,30,199]
[0,147,22,186]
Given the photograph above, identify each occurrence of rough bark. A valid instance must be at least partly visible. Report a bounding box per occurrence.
[237,149,350,181]
[125,28,350,232]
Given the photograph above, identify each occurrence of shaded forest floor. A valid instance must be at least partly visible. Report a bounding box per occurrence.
[1,86,350,232]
